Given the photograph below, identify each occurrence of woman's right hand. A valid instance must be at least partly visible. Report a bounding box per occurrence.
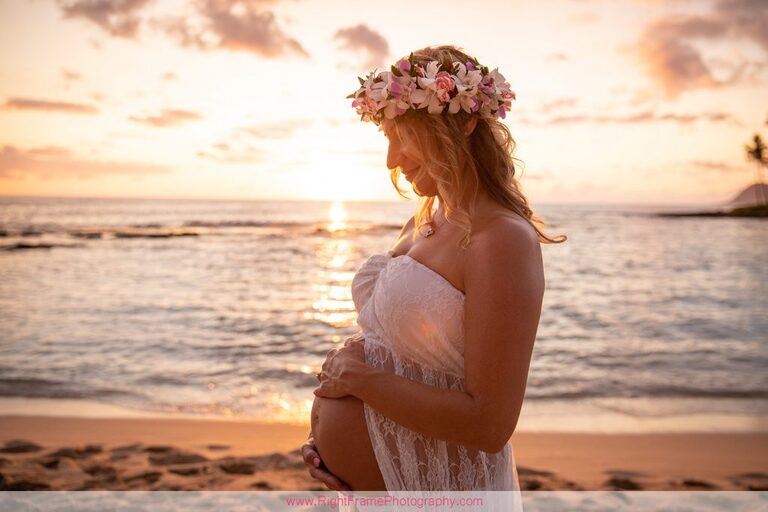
[301,435,352,492]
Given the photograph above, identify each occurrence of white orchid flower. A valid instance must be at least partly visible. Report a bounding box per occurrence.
[448,90,476,114]
[448,64,483,114]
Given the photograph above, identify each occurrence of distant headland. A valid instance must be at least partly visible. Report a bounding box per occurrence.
[657,183,768,218]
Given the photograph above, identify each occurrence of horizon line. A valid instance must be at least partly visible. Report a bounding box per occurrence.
[0,193,729,208]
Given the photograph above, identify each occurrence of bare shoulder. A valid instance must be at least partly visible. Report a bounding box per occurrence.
[468,213,540,258]
[464,212,544,288]
[398,215,416,238]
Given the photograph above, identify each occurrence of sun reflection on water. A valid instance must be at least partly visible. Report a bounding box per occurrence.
[327,200,347,233]
[310,201,357,329]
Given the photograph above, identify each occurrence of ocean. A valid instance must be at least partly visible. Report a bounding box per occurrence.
[0,196,766,432]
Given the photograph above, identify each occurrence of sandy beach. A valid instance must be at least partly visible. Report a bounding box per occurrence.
[0,414,765,492]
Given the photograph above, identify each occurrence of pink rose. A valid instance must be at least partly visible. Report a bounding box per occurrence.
[435,71,455,102]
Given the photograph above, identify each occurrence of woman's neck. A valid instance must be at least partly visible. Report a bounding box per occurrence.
[435,188,500,220]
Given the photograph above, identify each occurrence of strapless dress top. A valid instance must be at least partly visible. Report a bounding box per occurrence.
[351,250,466,378]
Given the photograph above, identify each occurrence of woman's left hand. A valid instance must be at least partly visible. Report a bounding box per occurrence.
[313,338,367,399]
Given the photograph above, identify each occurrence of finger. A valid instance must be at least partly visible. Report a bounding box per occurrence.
[301,444,321,466]
[309,466,343,491]
[314,385,334,398]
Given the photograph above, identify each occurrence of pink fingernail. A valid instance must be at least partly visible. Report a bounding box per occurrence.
[313,457,320,467]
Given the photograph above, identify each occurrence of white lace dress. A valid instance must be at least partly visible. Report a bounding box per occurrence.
[349,250,522,497]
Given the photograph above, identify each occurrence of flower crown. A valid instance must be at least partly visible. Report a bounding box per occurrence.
[347,52,516,126]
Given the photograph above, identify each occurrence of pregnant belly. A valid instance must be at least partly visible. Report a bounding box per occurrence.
[311,395,386,490]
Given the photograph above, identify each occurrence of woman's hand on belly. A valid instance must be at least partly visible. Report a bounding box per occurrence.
[301,434,352,491]
[314,338,369,399]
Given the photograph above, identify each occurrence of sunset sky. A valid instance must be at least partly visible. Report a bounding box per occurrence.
[0,0,766,204]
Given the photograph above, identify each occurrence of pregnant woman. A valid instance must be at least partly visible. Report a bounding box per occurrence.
[302,44,566,493]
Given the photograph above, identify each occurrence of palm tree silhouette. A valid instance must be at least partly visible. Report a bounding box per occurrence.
[744,123,767,206]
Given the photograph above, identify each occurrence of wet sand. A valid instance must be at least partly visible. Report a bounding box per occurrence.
[0,415,766,491]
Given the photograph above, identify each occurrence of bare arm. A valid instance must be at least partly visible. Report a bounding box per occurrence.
[321,218,544,453]
[345,365,490,450]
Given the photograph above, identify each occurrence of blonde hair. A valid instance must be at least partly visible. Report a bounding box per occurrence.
[386,44,567,248]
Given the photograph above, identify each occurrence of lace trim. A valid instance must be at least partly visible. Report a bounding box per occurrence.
[361,336,518,492]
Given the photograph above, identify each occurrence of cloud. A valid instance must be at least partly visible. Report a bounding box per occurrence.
[151,0,308,58]
[195,144,264,163]
[237,119,308,139]
[545,52,570,62]
[333,24,390,70]
[538,98,579,114]
[518,109,743,126]
[61,68,82,81]
[195,118,308,163]
[0,145,171,179]
[716,0,768,51]
[56,0,154,39]
[2,97,99,114]
[129,109,203,127]
[569,11,599,24]
[689,159,744,173]
[627,0,768,98]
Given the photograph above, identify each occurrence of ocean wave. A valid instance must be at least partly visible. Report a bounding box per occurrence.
[0,377,140,400]
[0,220,403,242]
[523,386,768,400]
[0,242,84,251]
[183,220,304,228]
[113,230,199,239]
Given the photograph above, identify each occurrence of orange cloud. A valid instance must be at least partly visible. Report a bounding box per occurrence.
[538,98,579,114]
[61,68,82,81]
[2,98,99,115]
[237,119,308,139]
[519,109,742,126]
[689,160,743,174]
[129,109,203,127]
[627,0,768,98]
[0,145,171,178]
[194,118,307,163]
[195,145,264,164]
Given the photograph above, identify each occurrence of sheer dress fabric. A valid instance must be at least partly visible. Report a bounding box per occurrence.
[349,250,522,498]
